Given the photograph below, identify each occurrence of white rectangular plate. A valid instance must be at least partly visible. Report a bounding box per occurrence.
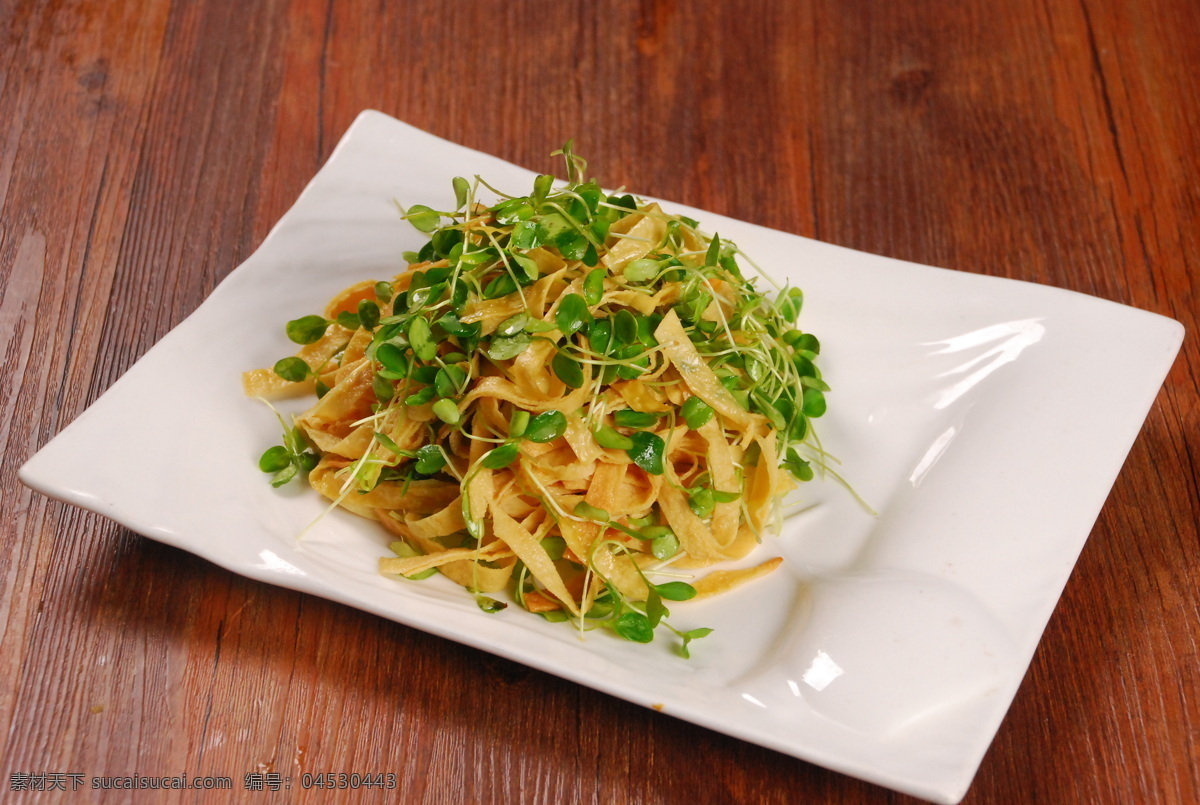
[20,111,1183,803]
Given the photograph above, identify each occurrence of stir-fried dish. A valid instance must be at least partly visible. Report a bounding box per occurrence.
[245,145,828,654]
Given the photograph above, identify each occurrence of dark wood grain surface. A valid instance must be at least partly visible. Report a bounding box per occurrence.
[2,1,1197,802]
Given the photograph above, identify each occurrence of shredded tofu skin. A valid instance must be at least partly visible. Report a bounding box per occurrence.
[246,147,828,651]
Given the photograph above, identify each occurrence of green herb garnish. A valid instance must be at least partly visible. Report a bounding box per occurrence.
[253,141,837,657]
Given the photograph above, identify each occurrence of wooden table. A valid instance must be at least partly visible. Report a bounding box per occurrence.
[3,1,1196,802]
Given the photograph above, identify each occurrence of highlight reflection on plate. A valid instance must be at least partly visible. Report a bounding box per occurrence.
[19,112,1182,804]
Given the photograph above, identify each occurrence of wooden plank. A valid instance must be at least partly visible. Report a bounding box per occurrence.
[0,0,1195,802]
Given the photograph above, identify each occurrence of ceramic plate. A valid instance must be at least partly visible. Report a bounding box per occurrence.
[20,111,1183,803]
